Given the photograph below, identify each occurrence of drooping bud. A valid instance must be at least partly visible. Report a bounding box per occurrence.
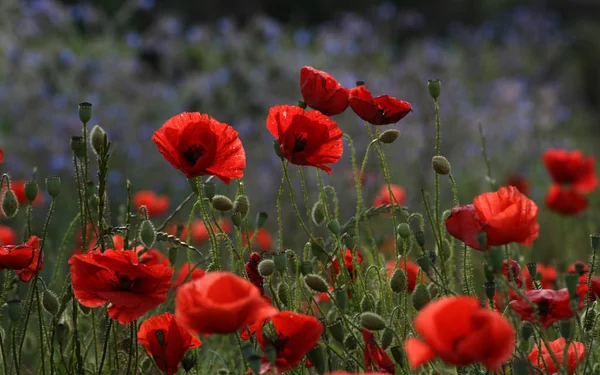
[300,261,313,276]
[7,299,23,322]
[381,327,395,349]
[327,219,341,236]
[233,195,250,219]
[427,79,441,99]
[590,234,600,253]
[361,295,374,312]
[390,269,407,294]
[360,312,386,331]
[378,129,400,144]
[89,125,106,155]
[258,259,275,277]
[343,234,355,250]
[211,195,233,212]
[397,223,411,239]
[431,155,451,175]
[412,284,430,311]
[2,189,19,218]
[305,274,328,293]
[43,289,59,316]
[414,231,425,247]
[46,176,61,198]
[24,182,38,203]
[390,345,405,366]
[78,102,92,123]
[311,201,325,226]
[256,212,268,229]
[139,219,156,249]
[416,255,430,273]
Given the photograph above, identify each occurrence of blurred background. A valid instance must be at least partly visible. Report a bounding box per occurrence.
[1,0,599,267]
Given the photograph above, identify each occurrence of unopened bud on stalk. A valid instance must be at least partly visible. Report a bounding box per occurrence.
[414,230,425,247]
[89,125,106,155]
[273,252,287,273]
[306,345,326,375]
[300,261,313,276]
[344,234,355,250]
[360,312,386,331]
[203,181,216,199]
[211,195,233,212]
[416,255,430,273]
[361,295,373,312]
[311,201,325,226]
[390,269,407,294]
[24,182,38,203]
[305,274,329,293]
[43,289,59,316]
[233,195,250,219]
[378,129,400,144]
[327,219,341,236]
[139,219,156,248]
[332,288,348,312]
[258,259,275,277]
[78,102,92,123]
[427,79,441,99]
[397,223,411,239]
[390,345,405,366]
[432,155,451,175]
[381,327,395,349]
[277,283,288,306]
[2,189,18,218]
[412,284,430,311]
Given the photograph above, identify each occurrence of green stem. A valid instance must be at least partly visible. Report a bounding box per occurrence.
[0,330,8,375]
[297,166,314,233]
[98,317,113,374]
[49,214,80,288]
[157,193,194,231]
[35,286,47,375]
[125,322,135,375]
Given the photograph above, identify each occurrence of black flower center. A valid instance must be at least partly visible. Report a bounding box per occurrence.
[183,145,206,166]
[114,273,136,291]
[292,133,307,153]
[266,334,290,352]
[536,299,550,317]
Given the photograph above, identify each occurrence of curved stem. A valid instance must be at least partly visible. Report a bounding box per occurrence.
[157,193,194,231]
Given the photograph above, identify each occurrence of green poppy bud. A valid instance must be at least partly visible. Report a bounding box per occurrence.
[427,79,441,99]
[233,195,250,219]
[378,129,401,144]
[43,289,59,316]
[24,182,38,203]
[305,274,329,293]
[327,219,341,236]
[390,269,407,294]
[432,155,451,175]
[381,327,395,349]
[258,259,275,277]
[361,312,386,331]
[311,201,325,226]
[139,219,156,249]
[89,124,106,156]
[412,284,430,311]
[2,189,18,218]
[212,195,233,212]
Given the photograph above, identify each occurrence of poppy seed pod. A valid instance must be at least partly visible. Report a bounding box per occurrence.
[378,129,401,144]
[233,195,250,219]
[258,259,275,277]
[139,219,156,249]
[305,274,329,293]
[427,79,441,99]
[397,222,411,239]
[2,189,18,218]
[414,231,425,247]
[89,124,106,155]
[590,234,600,253]
[24,182,38,203]
[327,318,345,343]
[70,136,86,159]
[306,344,326,375]
[432,155,451,175]
[311,201,325,226]
[412,284,431,311]
[211,195,233,212]
[484,281,496,301]
[390,269,408,294]
[78,102,92,123]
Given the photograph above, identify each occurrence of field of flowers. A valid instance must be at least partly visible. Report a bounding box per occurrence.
[1,0,600,374]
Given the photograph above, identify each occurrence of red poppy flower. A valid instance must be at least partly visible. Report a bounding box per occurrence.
[501,259,523,288]
[0,225,16,246]
[545,185,588,216]
[506,175,530,196]
[255,311,323,374]
[543,149,597,193]
[386,258,425,293]
[405,296,515,371]
[0,148,3,164]
[169,219,231,244]
[445,186,539,250]
[137,312,202,375]
[245,252,264,295]
[152,112,246,184]
[529,338,585,374]
[331,249,364,283]
[362,329,395,374]
[14,236,42,282]
[133,190,170,217]
[300,66,349,116]
[509,289,573,327]
[373,184,406,208]
[525,263,557,290]
[0,236,38,275]
[69,249,172,324]
[349,85,412,125]
[266,105,343,174]
[242,229,273,252]
[139,249,170,268]
[492,289,519,312]
[10,180,44,206]
[175,271,278,335]
[173,264,206,290]
[567,261,589,275]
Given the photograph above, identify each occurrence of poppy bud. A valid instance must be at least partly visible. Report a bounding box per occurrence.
[273,140,283,158]
[484,281,496,301]
[397,223,411,239]
[256,212,268,229]
[24,181,38,203]
[305,274,328,293]
[277,283,288,306]
[46,176,61,198]
[416,255,430,273]
[231,213,242,228]
[565,274,579,298]
[258,259,275,277]
[427,79,441,99]
[233,195,250,219]
[2,189,18,218]
[381,327,395,349]
[590,234,600,253]
[43,289,59,316]
[375,299,383,315]
[55,323,69,343]
[300,261,313,276]
[7,299,22,322]
[311,202,325,226]
[327,318,345,343]
[344,335,358,351]
[583,306,596,331]
[154,330,165,346]
[78,102,92,123]
[427,283,439,299]
[360,312,386,331]
[412,284,430,311]
[559,319,573,340]
[390,345,405,367]
[70,136,86,159]
[327,219,341,236]
[344,234,355,250]
[361,295,374,312]
[378,129,401,144]
[520,322,533,342]
[139,219,156,249]
[89,125,106,155]
[390,269,407,294]
[211,195,233,212]
[414,231,425,247]
[526,262,537,280]
[333,288,348,312]
[432,155,451,175]
[273,252,287,273]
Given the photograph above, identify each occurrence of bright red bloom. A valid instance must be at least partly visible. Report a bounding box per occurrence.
[137,312,202,375]
[152,112,246,184]
[0,236,39,277]
[300,66,349,116]
[0,148,3,164]
[255,311,323,374]
[529,338,585,374]
[373,184,406,208]
[133,190,170,217]
[362,329,395,374]
[349,85,411,125]
[14,236,42,282]
[331,249,364,283]
[11,180,44,206]
[506,175,530,196]
[445,186,539,250]
[266,105,343,174]
[525,263,557,290]
[173,263,206,290]
[509,289,573,327]
[169,219,232,244]
[545,185,588,215]
[0,225,16,245]
[405,296,515,371]
[543,149,597,193]
[501,259,523,288]
[386,258,425,293]
[245,252,264,295]
[175,271,278,335]
[139,249,170,268]
[69,249,172,324]
[567,260,589,275]
[242,229,273,252]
